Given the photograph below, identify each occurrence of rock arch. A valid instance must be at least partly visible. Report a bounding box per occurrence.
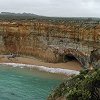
[54,48,89,68]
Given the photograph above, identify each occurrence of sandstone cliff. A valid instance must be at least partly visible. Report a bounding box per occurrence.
[0,18,100,68]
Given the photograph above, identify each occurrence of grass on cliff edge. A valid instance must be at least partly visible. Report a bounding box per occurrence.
[48,68,100,100]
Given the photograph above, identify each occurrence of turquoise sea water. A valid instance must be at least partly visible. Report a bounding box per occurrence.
[0,64,65,100]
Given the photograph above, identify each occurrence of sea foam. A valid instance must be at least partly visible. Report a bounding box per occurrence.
[0,63,79,75]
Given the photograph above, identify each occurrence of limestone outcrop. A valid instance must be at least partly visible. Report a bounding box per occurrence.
[0,18,100,68]
[90,49,100,68]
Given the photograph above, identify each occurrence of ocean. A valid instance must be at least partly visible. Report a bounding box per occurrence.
[0,63,68,100]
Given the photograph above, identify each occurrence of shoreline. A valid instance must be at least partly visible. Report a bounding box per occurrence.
[0,55,82,75]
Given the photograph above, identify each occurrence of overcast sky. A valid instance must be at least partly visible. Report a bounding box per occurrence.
[0,0,100,17]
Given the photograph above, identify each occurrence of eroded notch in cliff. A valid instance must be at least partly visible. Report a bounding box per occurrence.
[63,54,78,62]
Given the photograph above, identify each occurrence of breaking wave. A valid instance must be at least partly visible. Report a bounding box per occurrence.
[0,63,79,75]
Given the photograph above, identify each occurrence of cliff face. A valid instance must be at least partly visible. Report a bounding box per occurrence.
[0,34,5,54]
[0,19,100,67]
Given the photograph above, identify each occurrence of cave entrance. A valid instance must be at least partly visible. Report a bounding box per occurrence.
[62,54,82,69]
[63,54,78,62]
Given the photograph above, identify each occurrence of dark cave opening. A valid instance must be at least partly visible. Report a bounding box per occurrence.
[63,54,78,62]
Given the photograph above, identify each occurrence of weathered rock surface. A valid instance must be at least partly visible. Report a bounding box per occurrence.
[90,49,100,68]
[0,19,100,68]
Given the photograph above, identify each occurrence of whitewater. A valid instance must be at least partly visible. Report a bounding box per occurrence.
[0,63,79,75]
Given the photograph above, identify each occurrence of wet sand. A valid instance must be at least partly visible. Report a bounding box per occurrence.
[0,55,82,71]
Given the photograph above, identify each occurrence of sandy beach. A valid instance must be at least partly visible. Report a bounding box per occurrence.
[0,55,82,71]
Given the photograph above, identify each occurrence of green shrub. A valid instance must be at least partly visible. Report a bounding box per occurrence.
[48,68,100,100]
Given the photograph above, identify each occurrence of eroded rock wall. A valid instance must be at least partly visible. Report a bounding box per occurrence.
[0,20,100,66]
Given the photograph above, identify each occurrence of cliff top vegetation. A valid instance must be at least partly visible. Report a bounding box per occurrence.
[48,68,100,100]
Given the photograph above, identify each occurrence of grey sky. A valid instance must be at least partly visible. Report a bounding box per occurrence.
[0,0,100,17]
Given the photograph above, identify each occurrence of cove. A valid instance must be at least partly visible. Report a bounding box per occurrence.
[0,64,66,100]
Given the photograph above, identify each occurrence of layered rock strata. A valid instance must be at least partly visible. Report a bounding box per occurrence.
[0,19,100,68]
